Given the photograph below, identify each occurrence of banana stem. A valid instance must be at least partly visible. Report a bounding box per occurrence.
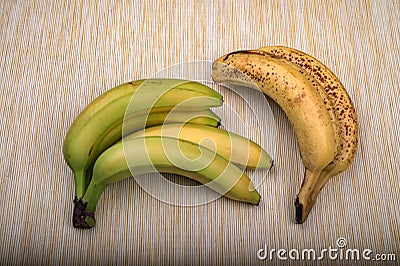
[74,170,87,199]
[73,182,108,229]
[295,169,322,223]
[83,182,108,212]
[313,171,333,196]
[73,198,95,229]
[295,169,336,223]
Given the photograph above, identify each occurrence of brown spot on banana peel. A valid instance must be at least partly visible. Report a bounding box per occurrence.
[212,51,336,194]
[257,46,358,174]
[248,49,342,159]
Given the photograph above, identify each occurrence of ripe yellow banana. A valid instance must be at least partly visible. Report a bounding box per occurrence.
[74,136,261,228]
[212,50,337,222]
[63,79,223,199]
[125,123,273,170]
[257,46,358,223]
[246,50,342,157]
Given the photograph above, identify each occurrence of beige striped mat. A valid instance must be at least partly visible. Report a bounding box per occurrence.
[1,0,399,265]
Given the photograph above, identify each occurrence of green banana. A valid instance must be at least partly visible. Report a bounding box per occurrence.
[93,109,222,173]
[122,108,221,135]
[74,136,261,228]
[63,79,223,199]
[125,123,273,170]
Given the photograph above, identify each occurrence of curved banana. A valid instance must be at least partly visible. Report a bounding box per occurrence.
[63,79,223,199]
[212,50,337,222]
[122,108,221,135]
[83,109,221,186]
[125,123,273,169]
[247,50,341,157]
[257,46,358,223]
[74,136,261,228]
[93,109,221,170]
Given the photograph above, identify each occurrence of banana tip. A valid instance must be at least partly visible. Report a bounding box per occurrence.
[269,159,274,171]
[294,197,305,224]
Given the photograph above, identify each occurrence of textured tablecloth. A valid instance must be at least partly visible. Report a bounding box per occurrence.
[1,0,399,265]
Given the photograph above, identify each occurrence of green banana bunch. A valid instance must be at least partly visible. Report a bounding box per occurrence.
[212,47,358,223]
[65,78,273,229]
[63,79,224,200]
[74,128,270,228]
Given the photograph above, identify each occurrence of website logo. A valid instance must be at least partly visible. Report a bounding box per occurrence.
[257,238,397,262]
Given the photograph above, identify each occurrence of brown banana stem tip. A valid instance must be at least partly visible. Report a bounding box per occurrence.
[295,196,318,224]
[294,197,304,224]
[73,197,95,229]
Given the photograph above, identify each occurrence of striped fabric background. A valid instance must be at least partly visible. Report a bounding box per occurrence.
[1,0,399,265]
